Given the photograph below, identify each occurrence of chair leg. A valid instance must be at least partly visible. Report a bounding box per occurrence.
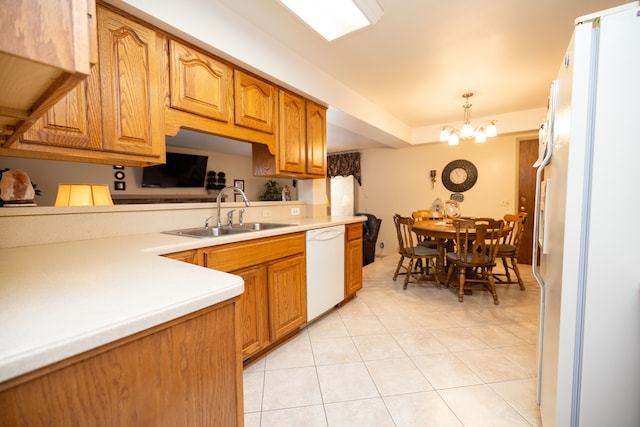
[458,267,466,303]
[510,258,525,290]
[487,269,500,305]
[404,259,414,290]
[393,255,404,281]
[445,262,454,289]
[501,258,511,282]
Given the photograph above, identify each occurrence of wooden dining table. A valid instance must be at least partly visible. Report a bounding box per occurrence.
[411,219,512,284]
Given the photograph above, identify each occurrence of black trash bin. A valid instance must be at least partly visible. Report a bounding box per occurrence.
[355,213,382,266]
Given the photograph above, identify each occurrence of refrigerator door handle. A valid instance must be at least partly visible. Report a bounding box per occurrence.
[532,80,558,289]
[532,79,558,405]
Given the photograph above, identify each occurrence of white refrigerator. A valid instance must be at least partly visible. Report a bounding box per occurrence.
[532,2,640,426]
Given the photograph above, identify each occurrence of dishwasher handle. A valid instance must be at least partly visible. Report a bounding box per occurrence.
[308,230,344,241]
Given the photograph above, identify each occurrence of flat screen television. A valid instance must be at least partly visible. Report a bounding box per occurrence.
[141,152,208,188]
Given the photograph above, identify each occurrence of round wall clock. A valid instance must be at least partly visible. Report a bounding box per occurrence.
[441,159,478,192]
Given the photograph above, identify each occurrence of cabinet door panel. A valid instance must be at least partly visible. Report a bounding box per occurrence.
[345,238,363,296]
[306,102,327,176]
[233,265,269,358]
[169,39,232,122]
[278,91,306,174]
[98,7,162,157]
[20,64,102,150]
[234,70,276,134]
[267,254,306,341]
[162,249,201,265]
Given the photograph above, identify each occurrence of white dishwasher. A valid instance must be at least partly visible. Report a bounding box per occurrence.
[305,225,345,322]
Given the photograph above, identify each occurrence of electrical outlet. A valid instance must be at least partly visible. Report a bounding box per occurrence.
[291,207,300,216]
[262,209,272,218]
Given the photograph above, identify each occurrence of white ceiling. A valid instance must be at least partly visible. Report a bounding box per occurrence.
[165,0,624,155]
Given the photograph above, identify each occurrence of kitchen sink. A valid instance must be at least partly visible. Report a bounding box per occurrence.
[163,223,295,238]
[163,227,253,238]
[237,222,296,231]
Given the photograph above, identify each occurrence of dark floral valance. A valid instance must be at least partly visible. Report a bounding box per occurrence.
[327,152,361,185]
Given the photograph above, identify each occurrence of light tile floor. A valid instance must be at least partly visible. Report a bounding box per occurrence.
[244,255,542,426]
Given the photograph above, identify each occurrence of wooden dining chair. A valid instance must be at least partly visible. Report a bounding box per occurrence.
[411,210,439,249]
[494,212,528,290]
[393,214,440,289]
[445,218,505,304]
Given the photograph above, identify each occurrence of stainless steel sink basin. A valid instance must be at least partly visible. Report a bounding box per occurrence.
[163,227,253,238]
[163,223,295,238]
[237,222,296,231]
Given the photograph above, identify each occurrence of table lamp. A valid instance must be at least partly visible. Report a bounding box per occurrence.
[54,184,114,206]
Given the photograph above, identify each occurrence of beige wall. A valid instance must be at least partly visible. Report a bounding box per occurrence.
[354,131,538,257]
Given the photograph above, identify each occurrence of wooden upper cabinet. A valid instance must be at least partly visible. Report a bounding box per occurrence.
[278,90,306,175]
[20,64,102,151]
[97,6,163,159]
[306,102,327,176]
[0,0,94,147]
[253,91,327,178]
[169,39,233,122]
[234,70,277,134]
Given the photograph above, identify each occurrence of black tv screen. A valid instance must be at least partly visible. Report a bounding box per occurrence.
[142,152,208,188]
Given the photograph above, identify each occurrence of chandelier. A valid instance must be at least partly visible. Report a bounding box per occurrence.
[439,93,498,145]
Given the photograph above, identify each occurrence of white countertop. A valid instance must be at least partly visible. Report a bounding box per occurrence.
[0,216,363,383]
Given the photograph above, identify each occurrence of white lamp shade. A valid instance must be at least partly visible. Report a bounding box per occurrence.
[486,122,498,137]
[54,184,113,207]
[448,133,459,146]
[475,130,486,143]
[461,123,473,138]
[439,128,450,142]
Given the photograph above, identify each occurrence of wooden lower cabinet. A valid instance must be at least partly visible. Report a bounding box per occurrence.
[266,254,307,341]
[345,223,364,299]
[162,248,201,265]
[234,265,269,357]
[0,299,244,427]
[201,233,307,360]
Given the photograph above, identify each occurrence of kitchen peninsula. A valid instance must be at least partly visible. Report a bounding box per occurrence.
[0,203,364,425]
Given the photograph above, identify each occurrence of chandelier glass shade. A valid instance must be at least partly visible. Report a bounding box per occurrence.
[439,93,498,145]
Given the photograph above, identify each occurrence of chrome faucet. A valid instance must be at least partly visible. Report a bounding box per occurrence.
[239,208,245,226]
[217,186,250,228]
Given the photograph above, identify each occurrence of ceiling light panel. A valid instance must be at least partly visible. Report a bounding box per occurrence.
[278,0,382,41]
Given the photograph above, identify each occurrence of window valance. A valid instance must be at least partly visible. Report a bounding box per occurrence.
[327,152,361,185]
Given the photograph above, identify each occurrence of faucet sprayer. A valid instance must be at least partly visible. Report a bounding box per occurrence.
[216,186,250,228]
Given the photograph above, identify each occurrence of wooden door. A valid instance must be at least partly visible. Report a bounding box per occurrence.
[267,254,306,341]
[306,102,327,176]
[518,138,539,265]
